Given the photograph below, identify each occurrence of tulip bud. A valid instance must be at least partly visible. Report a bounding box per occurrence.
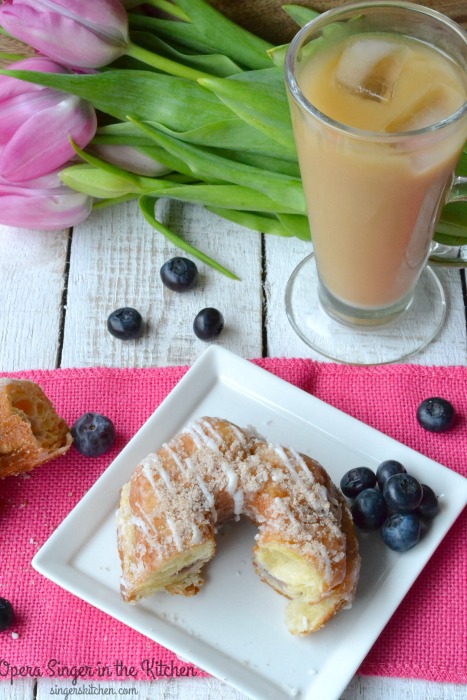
[59,163,139,199]
[0,0,129,69]
[0,169,92,230]
[87,144,172,177]
[0,56,97,182]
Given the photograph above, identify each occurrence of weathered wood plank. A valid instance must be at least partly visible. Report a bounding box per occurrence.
[342,676,467,699]
[265,236,467,365]
[0,679,35,700]
[0,225,69,371]
[60,200,263,369]
[31,675,467,699]
[4,676,467,700]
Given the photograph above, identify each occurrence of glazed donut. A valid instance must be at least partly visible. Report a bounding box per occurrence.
[116,417,360,634]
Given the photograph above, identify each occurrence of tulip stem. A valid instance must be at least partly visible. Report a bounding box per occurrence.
[93,194,138,210]
[142,0,191,22]
[125,41,211,80]
[0,52,27,62]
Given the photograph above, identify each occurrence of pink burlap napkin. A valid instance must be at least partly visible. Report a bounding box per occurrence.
[0,359,466,684]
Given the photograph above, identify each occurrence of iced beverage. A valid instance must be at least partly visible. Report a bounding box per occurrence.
[287,10,467,323]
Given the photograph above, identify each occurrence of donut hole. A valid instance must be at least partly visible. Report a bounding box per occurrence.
[255,543,324,602]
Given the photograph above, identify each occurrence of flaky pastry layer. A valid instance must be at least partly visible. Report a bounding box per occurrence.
[0,378,72,478]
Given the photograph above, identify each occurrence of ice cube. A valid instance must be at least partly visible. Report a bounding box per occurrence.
[387,84,466,132]
[335,37,410,102]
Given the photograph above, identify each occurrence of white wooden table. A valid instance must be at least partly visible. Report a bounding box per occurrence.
[1,199,466,700]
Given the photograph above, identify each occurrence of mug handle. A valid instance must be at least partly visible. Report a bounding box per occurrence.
[429,175,467,268]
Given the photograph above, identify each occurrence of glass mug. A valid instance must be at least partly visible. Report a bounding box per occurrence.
[285,1,467,329]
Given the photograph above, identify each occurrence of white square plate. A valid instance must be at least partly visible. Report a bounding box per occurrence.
[33,346,467,700]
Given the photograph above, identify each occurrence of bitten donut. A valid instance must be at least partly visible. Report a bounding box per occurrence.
[116,417,360,634]
[0,378,72,478]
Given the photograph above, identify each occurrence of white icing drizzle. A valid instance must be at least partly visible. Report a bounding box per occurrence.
[141,457,161,496]
[185,425,203,449]
[317,483,329,502]
[274,445,332,519]
[131,512,162,560]
[280,495,299,526]
[185,456,218,523]
[192,419,245,518]
[274,445,308,492]
[131,514,150,539]
[314,540,332,584]
[136,542,147,557]
[188,420,220,451]
[229,424,246,444]
[220,460,238,496]
[271,469,285,482]
[200,418,225,446]
[197,475,216,512]
[152,457,174,492]
[233,488,244,516]
[289,448,316,485]
[166,516,183,551]
[191,523,203,545]
[163,442,189,478]
[154,443,201,552]
[141,456,181,552]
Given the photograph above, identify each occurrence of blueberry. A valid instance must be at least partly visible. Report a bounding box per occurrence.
[0,598,14,632]
[416,397,456,433]
[107,307,143,340]
[160,257,198,292]
[340,467,376,498]
[415,484,439,519]
[381,513,422,552]
[383,473,423,513]
[376,459,407,490]
[193,307,224,341]
[71,412,116,457]
[351,488,388,530]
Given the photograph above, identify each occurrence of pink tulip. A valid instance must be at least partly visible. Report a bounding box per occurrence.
[0,0,129,69]
[0,169,92,230]
[0,56,97,182]
[0,56,65,99]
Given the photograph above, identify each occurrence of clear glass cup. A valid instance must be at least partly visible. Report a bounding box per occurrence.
[284,1,467,363]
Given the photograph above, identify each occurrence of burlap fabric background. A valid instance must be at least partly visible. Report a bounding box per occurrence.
[210,1,467,44]
[1,361,467,682]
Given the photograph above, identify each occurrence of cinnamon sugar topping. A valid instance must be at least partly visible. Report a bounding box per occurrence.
[122,417,347,591]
